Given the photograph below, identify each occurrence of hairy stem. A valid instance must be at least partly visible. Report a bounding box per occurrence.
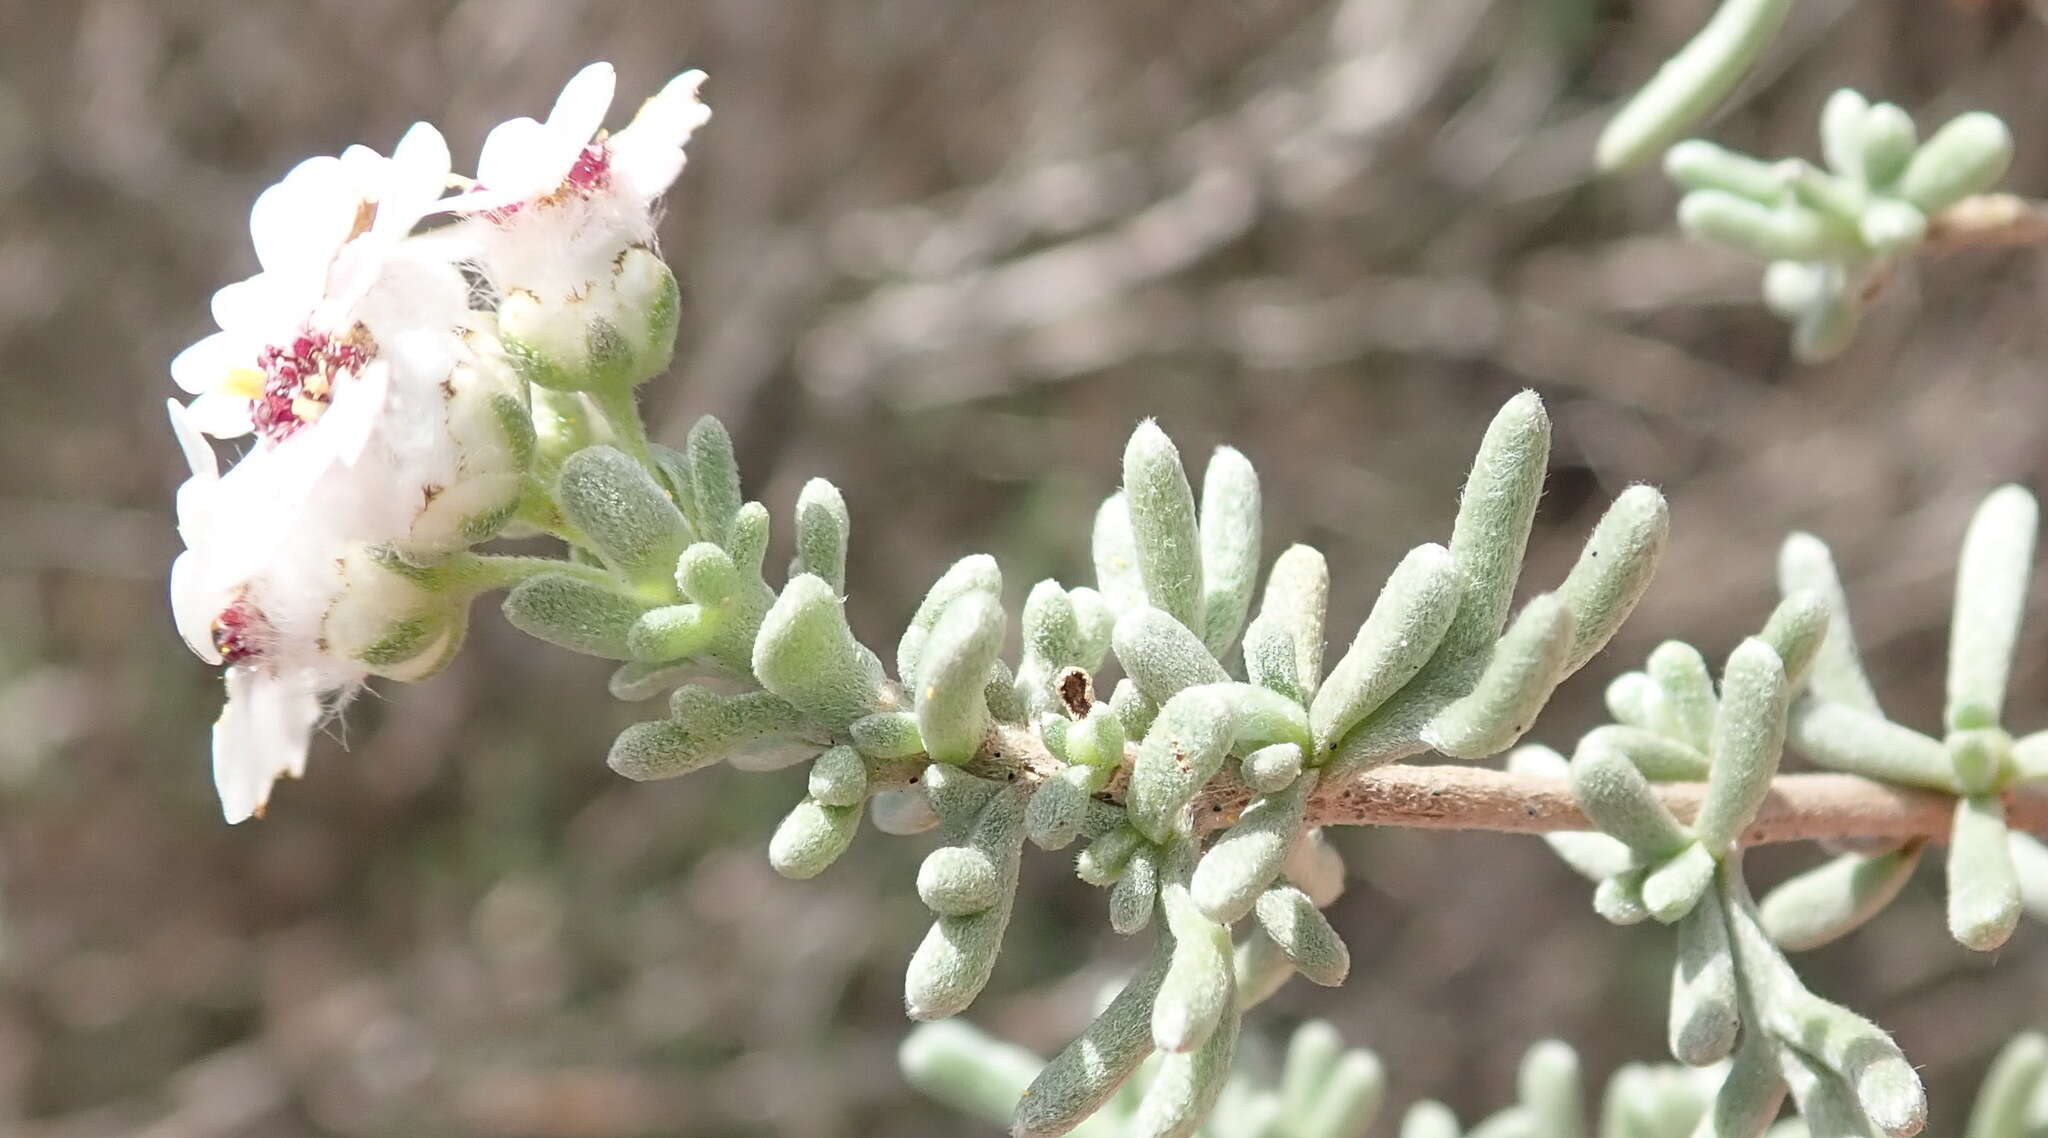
[872,725,2048,847]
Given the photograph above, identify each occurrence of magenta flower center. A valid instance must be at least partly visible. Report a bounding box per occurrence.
[212,599,267,664]
[251,327,369,443]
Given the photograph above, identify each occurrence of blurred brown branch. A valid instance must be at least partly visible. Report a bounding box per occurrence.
[1927,194,2048,254]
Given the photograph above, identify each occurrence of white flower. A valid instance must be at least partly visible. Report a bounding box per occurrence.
[170,392,477,822]
[451,64,709,390]
[167,130,538,822]
[462,62,711,223]
[169,122,457,441]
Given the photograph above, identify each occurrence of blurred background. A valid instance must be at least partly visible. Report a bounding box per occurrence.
[1,0,2046,1134]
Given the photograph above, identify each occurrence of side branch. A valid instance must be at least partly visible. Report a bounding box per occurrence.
[1283,766,2048,846]
[1926,194,2048,254]
[872,725,2048,847]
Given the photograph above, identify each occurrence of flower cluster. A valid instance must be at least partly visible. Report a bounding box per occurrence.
[167,63,709,821]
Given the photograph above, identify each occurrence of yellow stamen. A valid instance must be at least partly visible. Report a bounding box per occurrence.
[221,367,265,399]
[301,371,330,397]
[291,396,328,423]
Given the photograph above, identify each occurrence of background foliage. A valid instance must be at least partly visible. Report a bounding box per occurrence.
[1,0,2045,1133]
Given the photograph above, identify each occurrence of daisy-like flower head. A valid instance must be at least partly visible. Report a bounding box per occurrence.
[463,62,711,225]
[166,128,539,822]
[171,122,459,442]
[453,63,710,392]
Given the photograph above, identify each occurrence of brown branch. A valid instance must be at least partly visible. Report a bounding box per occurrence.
[873,724,2048,846]
[1925,193,2048,255]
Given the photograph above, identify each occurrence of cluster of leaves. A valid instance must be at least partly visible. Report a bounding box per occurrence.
[1519,599,1926,1138]
[911,1026,2048,1138]
[1513,484,2048,1137]
[905,1017,1383,1138]
[493,391,1668,1136]
[1594,0,2021,360]
[1667,92,2015,360]
[1768,487,2048,950]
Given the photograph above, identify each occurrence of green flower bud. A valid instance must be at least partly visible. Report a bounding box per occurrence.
[408,354,531,554]
[498,246,679,390]
[323,546,466,680]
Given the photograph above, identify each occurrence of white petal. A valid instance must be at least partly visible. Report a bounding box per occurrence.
[165,398,220,481]
[170,552,224,664]
[250,156,350,276]
[608,70,711,201]
[377,122,454,237]
[547,62,617,149]
[185,390,256,439]
[169,332,245,394]
[317,357,391,466]
[211,668,321,823]
[475,117,558,198]
[209,275,295,334]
